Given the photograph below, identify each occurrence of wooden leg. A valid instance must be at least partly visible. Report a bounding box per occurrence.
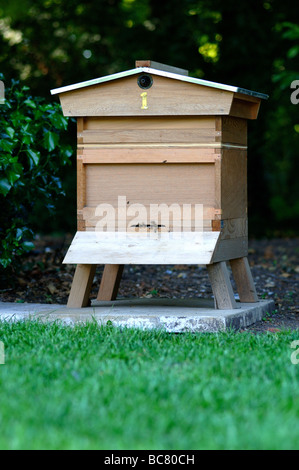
[230,257,258,303]
[207,261,238,309]
[67,264,96,308]
[97,264,124,301]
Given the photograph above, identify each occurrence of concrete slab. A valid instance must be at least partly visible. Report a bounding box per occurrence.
[0,298,275,332]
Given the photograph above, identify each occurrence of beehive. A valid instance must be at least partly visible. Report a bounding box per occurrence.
[51,60,268,309]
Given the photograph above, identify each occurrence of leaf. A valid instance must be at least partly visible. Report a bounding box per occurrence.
[22,241,34,251]
[0,178,12,196]
[16,228,23,240]
[60,146,73,165]
[22,132,34,145]
[23,98,37,109]
[26,148,40,167]
[0,139,14,152]
[49,113,69,130]
[0,153,16,166]
[287,45,299,59]
[5,127,15,139]
[7,168,21,185]
[0,257,12,268]
[43,131,59,151]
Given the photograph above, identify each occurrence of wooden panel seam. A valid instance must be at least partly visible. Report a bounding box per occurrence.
[77,143,248,149]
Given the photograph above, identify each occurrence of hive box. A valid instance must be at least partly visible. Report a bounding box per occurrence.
[51,60,268,309]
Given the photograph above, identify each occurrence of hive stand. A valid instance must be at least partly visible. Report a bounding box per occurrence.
[66,256,258,310]
[50,60,268,310]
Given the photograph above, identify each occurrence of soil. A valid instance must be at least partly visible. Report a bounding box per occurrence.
[0,234,298,333]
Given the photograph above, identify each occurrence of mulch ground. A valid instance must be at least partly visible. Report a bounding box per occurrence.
[0,235,298,333]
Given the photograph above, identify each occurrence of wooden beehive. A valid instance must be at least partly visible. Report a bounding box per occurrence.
[51,60,268,309]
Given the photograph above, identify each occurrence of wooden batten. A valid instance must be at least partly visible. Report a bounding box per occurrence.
[77,151,86,211]
[80,148,219,164]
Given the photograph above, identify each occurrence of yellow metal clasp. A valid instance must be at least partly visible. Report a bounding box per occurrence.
[140,92,148,110]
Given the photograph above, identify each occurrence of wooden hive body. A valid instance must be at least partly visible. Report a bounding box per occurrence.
[51,62,268,308]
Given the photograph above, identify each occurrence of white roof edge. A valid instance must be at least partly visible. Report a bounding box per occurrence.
[50,67,268,100]
[50,68,140,95]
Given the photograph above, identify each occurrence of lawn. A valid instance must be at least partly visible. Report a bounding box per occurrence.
[0,320,299,450]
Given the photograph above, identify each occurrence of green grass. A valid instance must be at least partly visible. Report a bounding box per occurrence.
[0,320,299,450]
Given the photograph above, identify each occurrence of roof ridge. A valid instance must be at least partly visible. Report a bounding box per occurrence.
[50,67,268,100]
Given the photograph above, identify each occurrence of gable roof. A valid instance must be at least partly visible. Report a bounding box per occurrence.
[50,66,268,100]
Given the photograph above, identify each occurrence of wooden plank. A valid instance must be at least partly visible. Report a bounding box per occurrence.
[62,231,220,265]
[81,148,218,164]
[207,261,238,309]
[211,237,248,263]
[230,257,258,302]
[77,117,84,144]
[84,116,216,131]
[59,75,234,117]
[84,217,212,232]
[82,206,218,220]
[97,264,124,301]
[220,218,248,240]
[77,152,86,211]
[77,212,85,231]
[85,163,216,207]
[214,154,221,220]
[221,117,247,145]
[85,219,213,232]
[67,264,96,308]
[80,128,217,144]
[212,220,221,231]
[135,60,189,76]
[220,148,247,220]
[215,117,222,143]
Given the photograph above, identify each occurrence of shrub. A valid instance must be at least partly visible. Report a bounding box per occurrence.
[0,75,74,270]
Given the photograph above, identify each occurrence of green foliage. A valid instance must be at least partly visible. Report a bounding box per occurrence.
[262,20,299,231]
[0,75,74,269]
